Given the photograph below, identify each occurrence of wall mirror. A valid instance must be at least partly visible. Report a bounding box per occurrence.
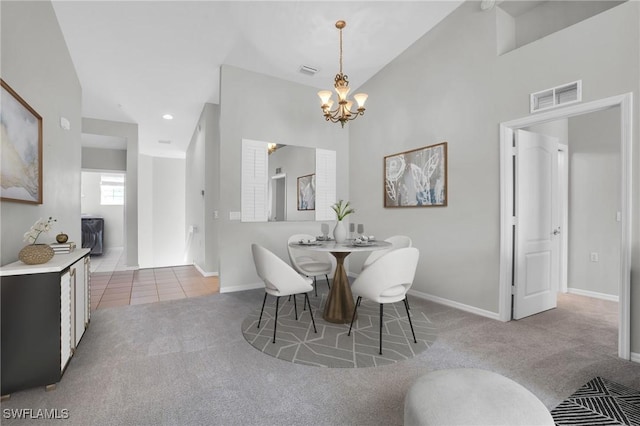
[241,139,335,222]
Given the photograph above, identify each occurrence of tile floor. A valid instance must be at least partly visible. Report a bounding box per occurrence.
[88,247,219,311]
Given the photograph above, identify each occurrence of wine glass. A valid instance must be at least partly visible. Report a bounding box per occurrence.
[320,223,329,240]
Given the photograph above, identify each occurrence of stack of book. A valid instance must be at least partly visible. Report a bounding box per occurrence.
[49,242,76,254]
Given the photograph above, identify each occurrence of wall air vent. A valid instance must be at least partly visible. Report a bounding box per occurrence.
[299,65,319,76]
[530,80,582,113]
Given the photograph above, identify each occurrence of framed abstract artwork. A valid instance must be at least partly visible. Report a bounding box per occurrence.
[297,173,315,210]
[384,142,447,207]
[1,79,43,204]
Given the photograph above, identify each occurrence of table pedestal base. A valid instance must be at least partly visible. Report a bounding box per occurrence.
[323,252,356,324]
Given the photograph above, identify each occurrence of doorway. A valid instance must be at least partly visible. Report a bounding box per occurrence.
[270,173,287,221]
[81,170,126,272]
[499,93,632,360]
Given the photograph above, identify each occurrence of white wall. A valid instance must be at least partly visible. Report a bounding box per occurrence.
[185,103,220,275]
[81,171,125,248]
[347,1,639,352]
[138,155,153,268]
[217,65,349,291]
[0,1,82,265]
[138,154,186,268]
[567,107,621,298]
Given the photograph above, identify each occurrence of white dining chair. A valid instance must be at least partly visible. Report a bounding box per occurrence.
[287,234,334,296]
[361,235,412,269]
[251,244,317,343]
[348,247,419,355]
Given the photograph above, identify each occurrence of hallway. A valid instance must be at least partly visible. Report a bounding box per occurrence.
[88,248,219,310]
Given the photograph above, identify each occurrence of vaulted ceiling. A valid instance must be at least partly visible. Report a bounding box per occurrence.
[52,1,464,157]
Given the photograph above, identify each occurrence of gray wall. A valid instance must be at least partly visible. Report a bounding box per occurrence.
[510,1,624,50]
[568,108,621,298]
[185,103,220,274]
[81,147,126,171]
[0,1,82,265]
[218,65,348,291]
[82,118,138,268]
[347,1,639,351]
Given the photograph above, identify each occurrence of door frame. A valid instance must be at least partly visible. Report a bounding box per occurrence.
[558,144,569,294]
[499,93,633,360]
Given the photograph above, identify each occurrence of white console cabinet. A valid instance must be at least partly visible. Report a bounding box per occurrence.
[1,249,91,397]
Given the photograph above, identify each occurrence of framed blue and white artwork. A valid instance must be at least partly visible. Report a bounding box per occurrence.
[297,173,315,210]
[1,79,43,204]
[384,142,447,207]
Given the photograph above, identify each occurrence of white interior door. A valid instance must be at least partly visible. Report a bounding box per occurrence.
[513,129,560,319]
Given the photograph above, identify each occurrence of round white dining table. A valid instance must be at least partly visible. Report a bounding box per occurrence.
[288,240,392,324]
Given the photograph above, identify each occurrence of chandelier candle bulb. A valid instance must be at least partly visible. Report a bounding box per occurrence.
[354,93,368,108]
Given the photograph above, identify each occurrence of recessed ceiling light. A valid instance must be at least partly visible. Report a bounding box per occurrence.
[162,114,174,120]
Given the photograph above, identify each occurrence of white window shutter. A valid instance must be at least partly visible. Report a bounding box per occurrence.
[241,139,269,222]
[315,148,336,221]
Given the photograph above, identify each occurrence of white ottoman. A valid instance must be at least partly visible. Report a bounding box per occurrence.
[404,368,554,426]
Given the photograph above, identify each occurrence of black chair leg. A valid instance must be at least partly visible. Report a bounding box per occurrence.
[273,296,280,344]
[257,293,268,329]
[406,295,410,310]
[404,297,417,343]
[348,296,361,336]
[293,294,298,320]
[305,293,317,333]
[325,274,331,290]
[379,303,384,355]
[313,276,318,297]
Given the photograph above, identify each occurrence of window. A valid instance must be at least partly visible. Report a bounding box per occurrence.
[100,174,125,205]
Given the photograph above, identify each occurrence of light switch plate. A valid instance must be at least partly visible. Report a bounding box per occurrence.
[60,117,71,130]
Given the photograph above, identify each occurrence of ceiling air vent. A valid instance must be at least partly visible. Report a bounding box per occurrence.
[299,65,319,76]
[530,80,582,113]
[158,140,171,144]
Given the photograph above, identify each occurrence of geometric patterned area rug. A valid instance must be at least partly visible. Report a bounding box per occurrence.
[551,377,640,425]
[241,285,437,368]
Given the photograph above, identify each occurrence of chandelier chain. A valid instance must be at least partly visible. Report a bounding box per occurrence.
[339,26,343,74]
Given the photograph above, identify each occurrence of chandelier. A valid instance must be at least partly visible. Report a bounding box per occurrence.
[317,20,368,128]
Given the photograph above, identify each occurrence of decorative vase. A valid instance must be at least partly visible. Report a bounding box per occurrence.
[18,244,55,265]
[56,233,69,243]
[333,220,347,243]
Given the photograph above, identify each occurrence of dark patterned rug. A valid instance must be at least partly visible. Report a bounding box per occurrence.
[241,286,437,368]
[551,377,640,425]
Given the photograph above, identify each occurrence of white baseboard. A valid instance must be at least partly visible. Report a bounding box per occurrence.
[194,263,219,278]
[631,352,640,364]
[220,282,264,294]
[567,288,619,302]
[408,289,501,321]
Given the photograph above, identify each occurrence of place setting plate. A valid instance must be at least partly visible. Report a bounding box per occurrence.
[297,240,323,246]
